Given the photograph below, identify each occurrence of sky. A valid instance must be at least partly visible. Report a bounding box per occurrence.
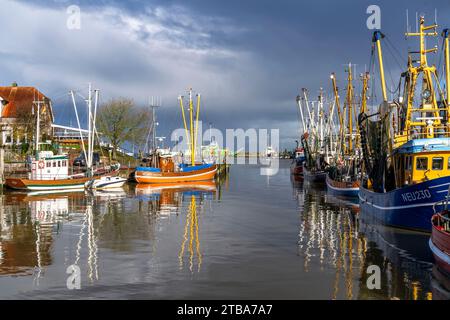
[1,0,450,150]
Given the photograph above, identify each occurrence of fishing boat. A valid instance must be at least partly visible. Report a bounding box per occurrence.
[430,206,450,275]
[290,148,305,176]
[135,88,217,184]
[5,84,118,191]
[359,19,450,231]
[6,151,92,191]
[325,67,364,197]
[297,89,335,183]
[301,132,327,183]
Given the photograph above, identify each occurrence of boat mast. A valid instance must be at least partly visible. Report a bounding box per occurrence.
[372,31,388,103]
[194,93,201,165]
[319,89,324,150]
[178,94,191,161]
[295,94,307,134]
[331,73,345,156]
[88,83,94,172]
[346,63,354,155]
[33,98,43,159]
[403,16,440,141]
[360,72,369,114]
[179,88,201,166]
[443,28,450,119]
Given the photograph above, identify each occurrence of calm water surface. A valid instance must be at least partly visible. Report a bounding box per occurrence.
[0,160,449,299]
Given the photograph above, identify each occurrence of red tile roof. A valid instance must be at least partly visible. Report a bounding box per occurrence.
[0,86,51,118]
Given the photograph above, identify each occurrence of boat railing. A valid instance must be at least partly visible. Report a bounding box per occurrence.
[433,186,450,233]
[435,211,450,233]
[395,126,450,141]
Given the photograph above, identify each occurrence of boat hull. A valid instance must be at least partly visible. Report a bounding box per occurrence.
[430,213,450,275]
[5,177,90,191]
[88,178,127,190]
[326,174,359,197]
[135,165,217,184]
[303,167,326,183]
[290,162,303,176]
[359,176,450,232]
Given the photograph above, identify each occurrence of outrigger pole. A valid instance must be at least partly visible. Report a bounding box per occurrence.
[179,88,201,166]
[330,73,345,156]
[443,29,450,113]
[346,64,354,154]
[372,31,388,103]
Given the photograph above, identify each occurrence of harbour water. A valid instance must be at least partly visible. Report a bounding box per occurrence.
[0,160,448,300]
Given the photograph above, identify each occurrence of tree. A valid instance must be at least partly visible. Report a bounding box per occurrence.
[97,98,145,159]
[129,108,151,155]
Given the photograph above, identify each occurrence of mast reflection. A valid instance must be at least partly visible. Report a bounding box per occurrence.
[293,180,436,300]
[135,182,216,273]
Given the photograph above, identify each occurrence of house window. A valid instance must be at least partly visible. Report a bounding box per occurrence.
[416,157,428,170]
[432,157,443,170]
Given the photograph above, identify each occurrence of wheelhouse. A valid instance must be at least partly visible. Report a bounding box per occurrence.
[393,138,450,186]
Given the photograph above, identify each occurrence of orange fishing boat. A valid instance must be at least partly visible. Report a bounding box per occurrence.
[135,88,217,184]
[135,163,217,184]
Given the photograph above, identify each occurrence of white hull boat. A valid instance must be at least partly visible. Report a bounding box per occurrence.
[86,176,127,190]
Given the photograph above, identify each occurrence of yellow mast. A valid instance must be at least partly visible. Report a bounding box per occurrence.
[346,64,354,154]
[331,73,345,156]
[194,93,201,166]
[361,72,369,114]
[356,72,369,149]
[443,29,450,125]
[179,95,191,155]
[179,88,201,166]
[189,89,195,166]
[373,31,388,103]
[402,16,440,141]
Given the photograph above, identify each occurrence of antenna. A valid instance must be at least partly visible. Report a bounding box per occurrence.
[406,9,410,34]
[146,95,162,153]
[416,12,418,33]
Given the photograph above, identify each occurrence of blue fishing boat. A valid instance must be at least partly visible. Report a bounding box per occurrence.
[359,19,450,232]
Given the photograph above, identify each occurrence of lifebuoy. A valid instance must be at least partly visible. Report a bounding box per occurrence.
[38,160,45,169]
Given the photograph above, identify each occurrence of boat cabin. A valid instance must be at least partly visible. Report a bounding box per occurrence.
[393,138,450,186]
[30,151,69,180]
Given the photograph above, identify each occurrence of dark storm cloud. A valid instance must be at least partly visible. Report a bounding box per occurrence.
[3,0,450,148]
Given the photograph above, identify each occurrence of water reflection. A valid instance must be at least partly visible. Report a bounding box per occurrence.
[135,182,216,273]
[293,180,443,300]
[0,181,219,287]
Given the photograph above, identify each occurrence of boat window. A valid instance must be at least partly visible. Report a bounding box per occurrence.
[53,161,56,167]
[405,156,412,170]
[416,157,428,170]
[58,161,61,167]
[448,157,450,170]
[432,157,443,170]
[62,160,66,167]
[46,162,51,168]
